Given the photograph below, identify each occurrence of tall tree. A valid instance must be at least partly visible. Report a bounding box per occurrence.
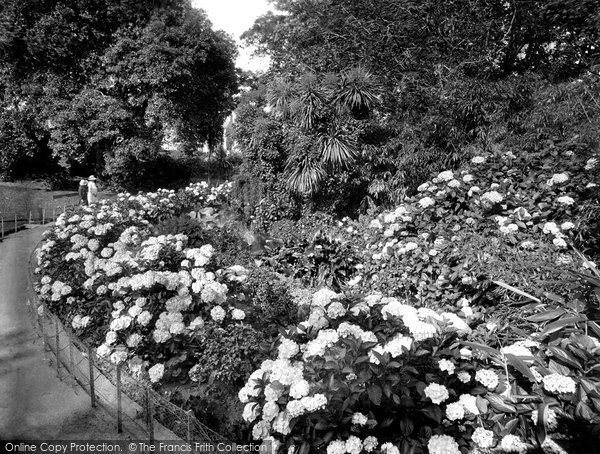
[0,0,238,188]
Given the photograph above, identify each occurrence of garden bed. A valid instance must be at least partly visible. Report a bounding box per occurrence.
[31,146,600,453]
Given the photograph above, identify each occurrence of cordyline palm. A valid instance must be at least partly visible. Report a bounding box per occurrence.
[319,124,355,168]
[333,66,380,115]
[267,78,295,118]
[271,68,380,195]
[290,73,327,130]
[286,154,326,195]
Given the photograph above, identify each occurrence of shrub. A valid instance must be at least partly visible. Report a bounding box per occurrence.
[154,215,206,248]
[240,288,600,453]
[192,322,270,386]
[243,268,299,335]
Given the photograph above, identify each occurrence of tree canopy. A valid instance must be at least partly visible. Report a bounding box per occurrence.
[233,0,600,217]
[0,0,238,188]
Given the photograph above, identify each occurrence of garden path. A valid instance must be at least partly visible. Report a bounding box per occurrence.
[0,226,126,439]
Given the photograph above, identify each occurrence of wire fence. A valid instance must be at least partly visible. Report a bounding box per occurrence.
[0,199,80,239]
[26,239,228,443]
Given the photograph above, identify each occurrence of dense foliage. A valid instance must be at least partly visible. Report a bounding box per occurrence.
[25,1,600,452]
[0,0,238,187]
[233,0,600,218]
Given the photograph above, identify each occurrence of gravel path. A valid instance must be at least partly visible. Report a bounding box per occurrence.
[0,226,128,440]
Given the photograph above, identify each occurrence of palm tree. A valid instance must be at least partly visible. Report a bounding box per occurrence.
[286,154,326,195]
[333,67,380,117]
[267,68,380,195]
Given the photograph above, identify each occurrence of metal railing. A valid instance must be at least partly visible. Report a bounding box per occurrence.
[26,239,227,443]
[0,201,78,239]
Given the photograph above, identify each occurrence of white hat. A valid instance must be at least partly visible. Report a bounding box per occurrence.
[88,175,97,181]
[80,179,87,185]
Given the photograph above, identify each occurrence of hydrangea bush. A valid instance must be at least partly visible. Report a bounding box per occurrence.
[306,147,600,312]
[240,288,600,453]
[34,181,250,384]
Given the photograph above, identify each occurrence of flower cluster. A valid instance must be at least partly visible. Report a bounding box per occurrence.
[35,181,241,382]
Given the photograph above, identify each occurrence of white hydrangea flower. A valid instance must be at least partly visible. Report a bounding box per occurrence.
[231,308,246,320]
[475,369,499,390]
[289,379,310,399]
[543,222,560,235]
[472,427,494,448]
[419,197,435,208]
[327,302,347,319]
[242,403,260,423]
[312,288,338,307]
[351,412,368,426]
[105,330,118,345]
[264,384,284,402]
[457,371,471,383]
[345,436,362,454]
[424,383,449,404]
[557,196,575,205]
[362,436,378,452]
[428,435,460,454]
[210,306,226,323]
[380,442,400,454]
[500,434,528,453]
[445,402,465,421]
[481,190,504,203]
[137,310,152,326]
[251,420,270,440]
[471,156,486,164]
[437,170,454,181]
[553,237,567,248]
[542,373,576,394]
[585,158,597,170]
[189,316,204,330]
[278,339,300,359]
[96,343,111,358]
[262,401,279,422]
[300,393,327,412]
[148,363,164,383]
[501,344,534,359]
[286,399,307,418]
[326,440,346,454]
[126,333,142,348]
[438,359,455,375]
[458,394,479,415]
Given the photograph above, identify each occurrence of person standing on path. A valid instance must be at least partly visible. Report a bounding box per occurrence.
[78,179,88,205]
[87,175,99,205]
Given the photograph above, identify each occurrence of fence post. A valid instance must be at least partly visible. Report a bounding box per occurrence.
[187,410,191,443]
[29,211,32,224]
[69,341,75,388]
[40,306,48,354]
[55,321,60,375]
[14,214,17,233]
[1,216,4,239]
[52,207,56,222]
[88,346,96,408]
[146,389,154,442]
[42,208,45,225]
[117,364,123,433]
